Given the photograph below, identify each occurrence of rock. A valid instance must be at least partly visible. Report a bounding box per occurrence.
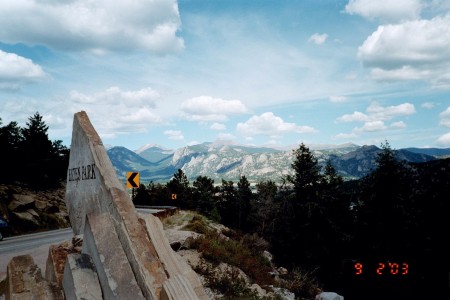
[278,267,288,275]
[8,194,35,211]
[272,286,296,300]
[0,182,70,235]
[45,237,82,288]
[12,209,40,225]
[164,227,200,251]
[161,274,199,300]
[177,249,203,270]
[250,283,267,297]
[316,291,344,300]
[6,255,64,300]
[82,212,145,300]
[263,250,273,262]
[62,253,102,300]
[142,213,208,300]
[65,111,167,299]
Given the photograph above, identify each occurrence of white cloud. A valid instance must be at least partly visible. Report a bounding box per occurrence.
[181,96,248,122]
[164,130,184,140]
[357,14,450,88]
[329,95,347,103]
[217,133,235,140]
[338,102,415,123]
[440,107,450,127]
[211,123,226,130]
[308,33,328,45]
[0,0,183,54]
[71,86,160,106]
[366,102,415,120]
[345,0,422,22]
[335,132,358,139]
[0,50,46,89]
[355,120,387,132]
[421,102,435,109]
[236,112,315,137]
[67,86,163,137]
[338,111,370,122]
[337,102,415,136]
[390,121,407,129]
[436,132,450,146]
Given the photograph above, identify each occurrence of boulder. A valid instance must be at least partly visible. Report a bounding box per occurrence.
[62,253,102,300]
[316,291,344,300]
[6,254,64,300]
[8,194,35,211]
[82,212,145,300]
[12,209,40,225]
[45,236,83,287]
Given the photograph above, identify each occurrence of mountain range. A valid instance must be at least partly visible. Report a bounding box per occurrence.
[106,142,450,184]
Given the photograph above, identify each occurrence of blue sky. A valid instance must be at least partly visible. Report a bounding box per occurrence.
[1,0,450,151]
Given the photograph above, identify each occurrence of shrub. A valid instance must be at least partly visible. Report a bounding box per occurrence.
[277,267,322,300]
[190,231,274,286]
[181,214,211,234]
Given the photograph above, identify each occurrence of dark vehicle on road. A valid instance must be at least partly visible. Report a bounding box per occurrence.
[0,217,8,240]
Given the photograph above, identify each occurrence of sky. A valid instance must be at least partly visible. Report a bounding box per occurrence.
[1,0,450,151]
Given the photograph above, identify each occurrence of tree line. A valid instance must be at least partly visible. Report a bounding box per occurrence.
[132,142,449,299]
[1,113,447,298]
[0,112,69,187]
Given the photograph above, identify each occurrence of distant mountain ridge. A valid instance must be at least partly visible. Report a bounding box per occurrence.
[107,142,444,184]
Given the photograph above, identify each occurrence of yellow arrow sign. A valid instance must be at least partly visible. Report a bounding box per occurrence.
[171,193,177,200]
[126,172,140,188]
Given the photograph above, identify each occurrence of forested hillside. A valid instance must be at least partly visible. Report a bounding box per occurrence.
[1,114,449,299]
[132,142,450,299]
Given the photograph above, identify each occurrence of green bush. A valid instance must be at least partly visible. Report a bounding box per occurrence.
[190,231,274,286]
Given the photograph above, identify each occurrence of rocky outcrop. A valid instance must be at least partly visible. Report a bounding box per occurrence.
[0,182,69,235]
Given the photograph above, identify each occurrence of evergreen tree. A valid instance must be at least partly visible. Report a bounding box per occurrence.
[147,182,168,206]
[133,184,152,206]
[236,175,252,230]
[276,143,348,274]
[354,141,414,256]
[1,112,69,186]
[167,169,192,208]
[217,179,236,228]
[20,112,53,162]
[193,176,219,220]
[250,180,279,237]
[0,120,23,182]
[288,142,321,203]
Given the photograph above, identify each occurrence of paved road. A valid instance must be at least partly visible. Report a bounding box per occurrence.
[0,227,74,285]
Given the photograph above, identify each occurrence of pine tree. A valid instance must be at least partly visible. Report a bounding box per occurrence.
[355,141,414,256]
[167,169,191,208]
[217,179,236,227]
[251,180,278,237]
[0,120,23,182]
[237,175,252,230]
[21,112,53,162]
[193,176,218,220]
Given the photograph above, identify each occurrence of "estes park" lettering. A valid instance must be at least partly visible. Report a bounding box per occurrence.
[68,164,96,181]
